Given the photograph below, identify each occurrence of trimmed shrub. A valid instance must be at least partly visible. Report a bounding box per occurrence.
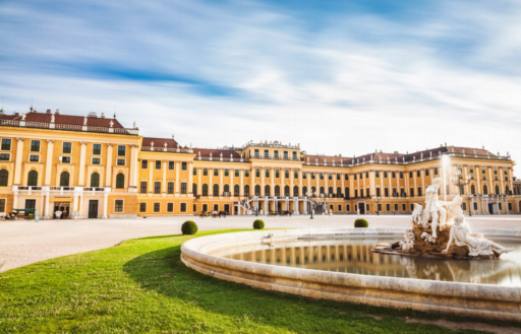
[354,218,369,228]
[253,219,265,230]
[181,220,198,235]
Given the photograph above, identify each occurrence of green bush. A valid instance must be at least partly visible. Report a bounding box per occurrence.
[181,220,198,235]
[253,219,265,230]
[354,218,369,228]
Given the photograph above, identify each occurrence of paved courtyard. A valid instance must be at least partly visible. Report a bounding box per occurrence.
[1,215,520,273]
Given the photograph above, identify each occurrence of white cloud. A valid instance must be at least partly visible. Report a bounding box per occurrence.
[0,0,520,174]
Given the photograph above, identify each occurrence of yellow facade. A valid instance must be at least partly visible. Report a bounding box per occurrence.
[0,110,519,219]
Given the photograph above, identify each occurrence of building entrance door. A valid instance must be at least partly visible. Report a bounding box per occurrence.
[88,200,99,218]
[488,203,494,215]
[358,202,365,214]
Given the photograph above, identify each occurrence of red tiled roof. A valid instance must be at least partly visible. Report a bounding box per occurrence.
[4,110,125,128]
[142,137,178,148]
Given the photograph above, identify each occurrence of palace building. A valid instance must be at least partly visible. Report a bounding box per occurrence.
[0,109,519,219]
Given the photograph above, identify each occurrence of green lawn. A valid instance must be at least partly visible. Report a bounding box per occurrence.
[0,230,485,333]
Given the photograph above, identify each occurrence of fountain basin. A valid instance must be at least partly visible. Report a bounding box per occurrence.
[181,229,521,322]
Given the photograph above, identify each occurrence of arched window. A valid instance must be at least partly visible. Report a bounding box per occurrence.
[0,169,8,186]
[264,185,271,196]
[284,185,290,197]
[90,172,100,188]
[319,186,325,195]
[202,184,208,196]
[244,185,250,196]
[27,170,38,186]
[336,187,342,197]
[233,184,240,196]
[483,185,488,195]
[115,173,125,189]
[470,184,476,195]
[274,185,280,197]
[192,183,197,196]
[254,185,261,196]
[495,185,500,195]
[213,184,219,196]
[293,186,299,197]
[328,187,334,195]
[223,184,230,195]
[303,186,308,196]
[60,171,70,187]
[345,187,350,199]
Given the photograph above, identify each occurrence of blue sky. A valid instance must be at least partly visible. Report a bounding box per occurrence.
[1,0,521,174]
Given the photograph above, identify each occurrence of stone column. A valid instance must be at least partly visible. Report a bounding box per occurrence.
[129,145,139,191]
[44,140,54,186]
[175,162,180,194]
[239,170,244,196]
[105,144,113,187]
[209,169,214,196]
[78,142,87,186]
[369,171,376,197]
[270,168,275,196]
[188,162,193,194]
[13,138,24,185]
[260,168,265,196]
[102,188,109,218]
[162,160,167,193]
[197,168,202,195]
[298,170,303,197]
[219,169,224,196]
[289,169,294,196]
[148,163,153,193]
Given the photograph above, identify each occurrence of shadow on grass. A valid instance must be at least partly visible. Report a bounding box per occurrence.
[122,244,494,334]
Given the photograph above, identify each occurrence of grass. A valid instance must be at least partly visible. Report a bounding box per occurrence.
[0,230,488,333]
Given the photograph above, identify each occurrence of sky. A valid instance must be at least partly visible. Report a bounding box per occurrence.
[1,0,521,174]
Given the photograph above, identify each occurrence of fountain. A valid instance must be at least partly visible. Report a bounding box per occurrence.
[377,155,507,259]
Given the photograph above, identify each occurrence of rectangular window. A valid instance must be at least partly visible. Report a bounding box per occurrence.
[140,181,147,193]
[168,161,175,169]
[62,142,71,154]
[213,169,218,176]
[234,170,239,177]
[245,171,249,177]
[155,160,161,169]
[256,169,260,177]
[203,168,208,176]
[154,203,160,212]
[117,158,125,166]
[274,151,279,159]
[114,200,124,212]
[29,154,39,162]
[139,203,146,212]
[254,149,259,158]
[1,139,11,151]
[180,203,187,212]
[92,143,101,155]
[0,153,9,161]
[167,182,174,194]
[0,198,5,212]
[417,187,423,196]
[117,145,126,156]
[154,182,161,194]
[283,151,288,159]
[141,160,148,169]
[264,150,269,158]
[61,156,71,164]
[92,157,101,165]
[292,151,297,160]
[181,162,187,170]
[167,203,174,212]
[181,182,187,194]
[30,140,40,152]
[224,169,229,177]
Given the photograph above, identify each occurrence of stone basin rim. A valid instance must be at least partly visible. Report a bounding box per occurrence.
[181,228,521,321]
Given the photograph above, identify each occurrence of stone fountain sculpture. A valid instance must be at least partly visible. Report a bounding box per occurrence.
[382,177,506,259]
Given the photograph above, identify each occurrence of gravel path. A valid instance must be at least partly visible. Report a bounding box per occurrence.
[1,215,520,273]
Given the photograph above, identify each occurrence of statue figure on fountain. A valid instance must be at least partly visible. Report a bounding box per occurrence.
[388,177,507,259]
